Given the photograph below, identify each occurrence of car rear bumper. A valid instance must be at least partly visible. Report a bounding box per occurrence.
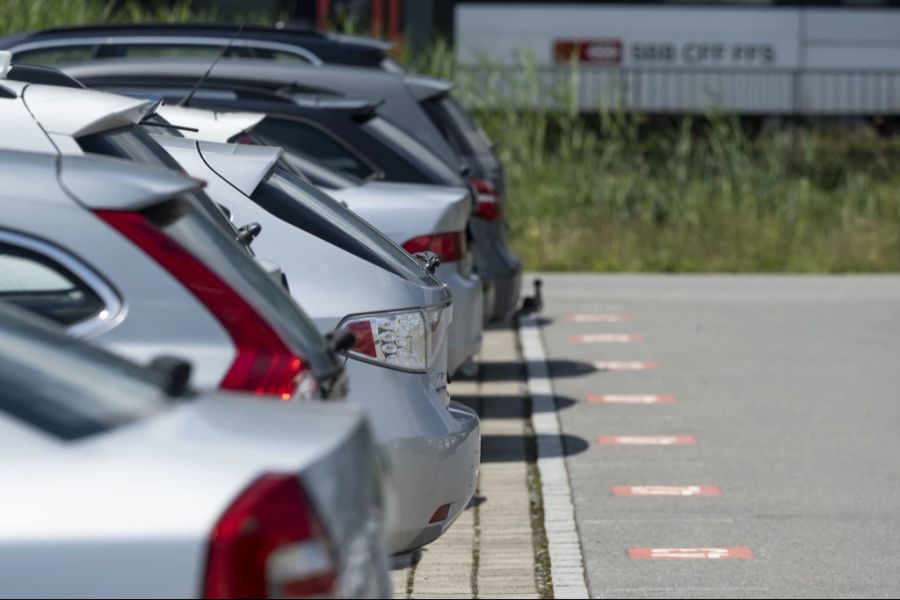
[344,360,481,555]
[470,218,523,320]
[436,263,483,375]
[386,401,480,554]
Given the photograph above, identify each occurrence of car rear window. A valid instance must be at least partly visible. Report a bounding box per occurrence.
[153,196,338,378]
[422,94,496,160]
[253,117,378,181]
[0,305,171,441]
[251,167,437,286]
[279,149,361,189]
[363,117,463,186]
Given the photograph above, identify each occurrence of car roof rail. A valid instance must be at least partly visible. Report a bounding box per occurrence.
[33,23,325,40]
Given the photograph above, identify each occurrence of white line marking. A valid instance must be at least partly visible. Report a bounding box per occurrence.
[587,394,674,404]
[565,313,632,323]
[520,315,590,599]
[594,361,659,371]
[570,333,641,343]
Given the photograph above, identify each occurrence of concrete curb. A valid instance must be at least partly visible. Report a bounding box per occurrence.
[519,315,590,599]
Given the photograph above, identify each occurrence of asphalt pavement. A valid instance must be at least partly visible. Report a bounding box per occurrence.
[528,273,900,599]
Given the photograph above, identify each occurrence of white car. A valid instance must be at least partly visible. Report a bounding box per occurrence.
[0,299,390,598]
[155,104,484,375]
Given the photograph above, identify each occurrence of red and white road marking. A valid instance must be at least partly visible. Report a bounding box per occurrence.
[565,313,632,323]
[594,361,659,371]
[570,333,642,343]
[587,394,675,404]
[629,547,753,560]
[612,485,721,497]
[598,435,696,446]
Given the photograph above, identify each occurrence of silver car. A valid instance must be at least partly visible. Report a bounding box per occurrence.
[0,77,480,555]
[63,58,523,320]
[0,301,389,598]
[152,134,481,553]
[155,104,483,375]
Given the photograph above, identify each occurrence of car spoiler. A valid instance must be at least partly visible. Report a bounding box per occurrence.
[402,75,454,102]
[156,104,265,143]
[59,152,202,211]
[22,83,154,138]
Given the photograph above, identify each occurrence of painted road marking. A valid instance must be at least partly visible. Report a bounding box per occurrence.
[629,547,753,560]
[519,315,590,597]
[565,313,632,323]
[594,361,659,371]
[587,394,675,404]
[570,333,642,343]
[612,485,721,497]
[598,435,696,446]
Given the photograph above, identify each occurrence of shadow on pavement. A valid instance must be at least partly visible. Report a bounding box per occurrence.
[470,359,597,382]
[453,394,577,417]
[480,433,589,463]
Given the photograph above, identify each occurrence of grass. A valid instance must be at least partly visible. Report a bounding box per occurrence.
[407,49,900,272]
[6,2,900,272]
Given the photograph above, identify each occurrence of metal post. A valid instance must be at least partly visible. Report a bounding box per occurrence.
[405,0,434,57]
[388,0,401,41]
[316,0,331,30]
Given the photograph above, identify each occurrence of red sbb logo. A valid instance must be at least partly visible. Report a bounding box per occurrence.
[554,38,624,64]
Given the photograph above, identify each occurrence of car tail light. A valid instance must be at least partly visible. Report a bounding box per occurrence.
[338,304,451,373]
[204,473,337,599]
[470,178,502,221]
[402,231,465,263]
[95,209,313,401]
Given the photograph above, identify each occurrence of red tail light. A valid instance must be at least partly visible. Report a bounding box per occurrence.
[204,473,338,599]
[470,178,502,221]
[95,209,307,400]
[402,231,465,263]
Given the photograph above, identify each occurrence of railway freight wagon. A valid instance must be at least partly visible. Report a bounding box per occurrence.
[454,4,900,116]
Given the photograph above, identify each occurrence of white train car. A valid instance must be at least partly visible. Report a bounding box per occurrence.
[455,3,900,115]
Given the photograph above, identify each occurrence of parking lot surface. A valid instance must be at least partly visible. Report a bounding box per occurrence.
[533,273,900,599]
[391,324,545,599]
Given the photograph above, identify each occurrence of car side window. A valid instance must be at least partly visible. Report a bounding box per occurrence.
[98,43,250,60]
[253,117,378,180]
[0,243,106,327]
[13,45,96,66]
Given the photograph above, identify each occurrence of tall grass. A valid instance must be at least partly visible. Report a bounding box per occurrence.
[0,0,284,36]
[408,51,900,272]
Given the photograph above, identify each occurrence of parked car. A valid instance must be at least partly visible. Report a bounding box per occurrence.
[0,76,480,554]
[155,103,484,374]
[0,89,347,404]
[0,300,390,598]
[148,134,481,552]
[62,58,522,320]
[0,22,403,72]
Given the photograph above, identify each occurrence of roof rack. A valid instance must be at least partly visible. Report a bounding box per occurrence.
[33,23,325,39]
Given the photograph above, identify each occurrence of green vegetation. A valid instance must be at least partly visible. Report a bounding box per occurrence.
[5,1,899,272]
[0,0,280,36]
[410,48,900,272]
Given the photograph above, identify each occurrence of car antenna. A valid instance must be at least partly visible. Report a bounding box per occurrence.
[177,24,243,107]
